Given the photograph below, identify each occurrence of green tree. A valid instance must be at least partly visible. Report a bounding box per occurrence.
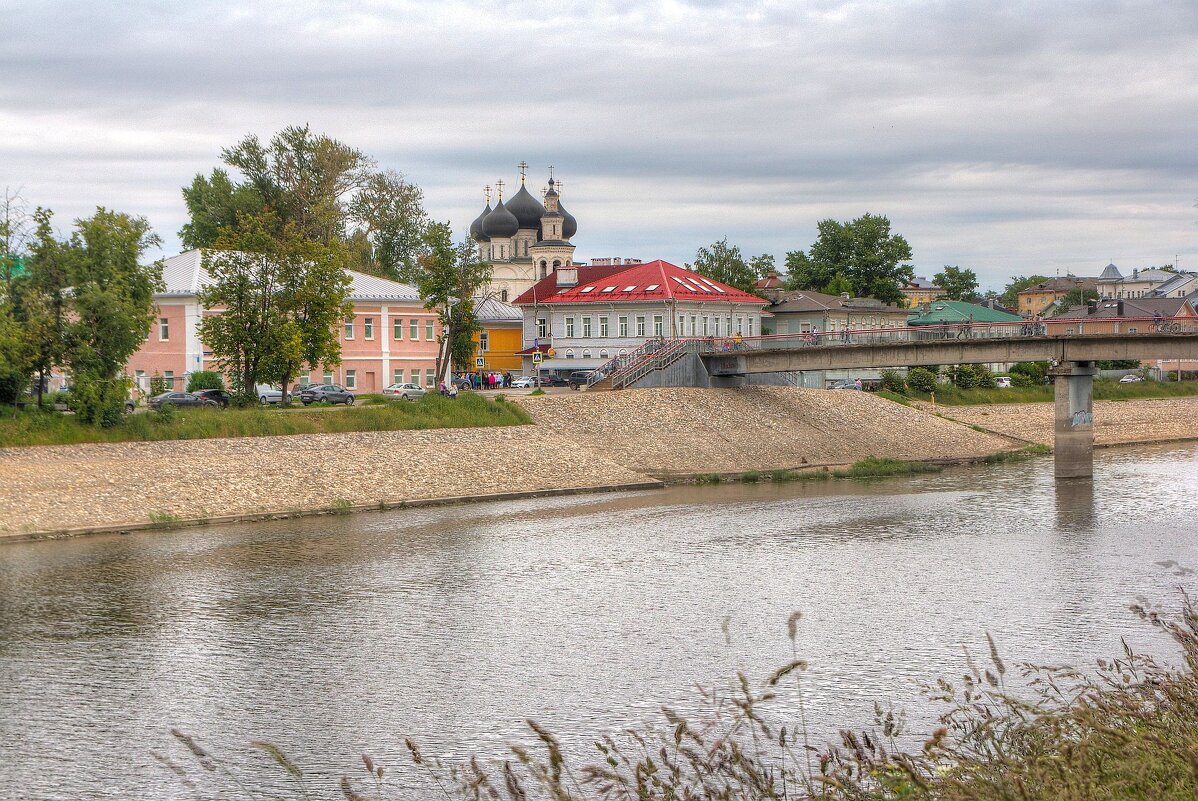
[1000,274,1049,309]
[907,367,938,393]
[933,265,980,302]
[821,273,853,296]
[406,222,491,385]
[197,212,352,404]
[749,253,775,278]
[784,214,913,305]
[180,126,427,279]
[688,238,762,295]
[1058,287,1100,311]
[186,370,224,392]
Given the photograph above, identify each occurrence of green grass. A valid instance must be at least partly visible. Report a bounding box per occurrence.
[905,378,1198,406]
[831,457,942,478]
[0,393,531,448]
[740,470,761,483]
[876,389,912,406]
[693,473,721,484]
[983,443,1053,464]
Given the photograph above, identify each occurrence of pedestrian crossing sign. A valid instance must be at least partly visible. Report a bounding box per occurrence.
[532,352,543,364]
[475,356,485,368]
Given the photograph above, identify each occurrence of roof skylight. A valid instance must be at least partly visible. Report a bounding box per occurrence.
[579,286,595,293]
[645,284,659,291]
[601,286,615,293]
[624,285,637,292]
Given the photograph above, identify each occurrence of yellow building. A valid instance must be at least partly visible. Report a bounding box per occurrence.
[471,296,524,373]
[1017,276,1098,317]
[900,277,945,309]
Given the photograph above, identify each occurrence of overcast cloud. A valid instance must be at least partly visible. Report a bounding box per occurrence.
[2,0,1196,289]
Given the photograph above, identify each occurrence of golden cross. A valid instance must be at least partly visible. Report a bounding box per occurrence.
[517,161,528,183]
[484,184,491,203]
[496,179,504,200]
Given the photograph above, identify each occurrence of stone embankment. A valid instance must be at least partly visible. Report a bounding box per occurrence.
[514,387,1012,477]
[931,396,1198,447]
[13,387,1191,542]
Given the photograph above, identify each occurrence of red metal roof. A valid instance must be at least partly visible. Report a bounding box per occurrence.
[514,343,554,355]
[513,260,766,306]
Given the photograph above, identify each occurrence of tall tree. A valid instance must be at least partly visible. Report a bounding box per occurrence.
[406,223,491,385]
[197,211,351,404]
[933,265,980,302]
[1000,274,1049,309]
[180,126,426,279]
[749,253,776,278]
[784,214,914,305]
[688,238,762,295]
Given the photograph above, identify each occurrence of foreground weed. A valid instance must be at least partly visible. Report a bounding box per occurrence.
[832,457,941,479]
[172,593,1198,801]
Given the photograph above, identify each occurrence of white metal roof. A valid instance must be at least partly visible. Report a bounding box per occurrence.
[157,249,422,302]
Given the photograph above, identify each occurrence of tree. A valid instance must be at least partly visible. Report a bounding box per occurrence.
[186,371,224,392]
[1000,275,1049,309]
[197,211,352,404]
[1059,287,1099,310]
[821,273,853,296]
[688,238,763,295]
[933,265,980,302]
[180,126,427,279]
[783,214,914,305]
[406,222,491,385]
[749,253,776,278]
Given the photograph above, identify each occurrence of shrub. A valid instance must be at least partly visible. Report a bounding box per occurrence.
[149,372,170,396]
[71,375,129,428]
[1009,371,1036,388]
[907,367,938,393]
[1011,360,1048,384]
[880,369,906,393]
[186,371,224,392]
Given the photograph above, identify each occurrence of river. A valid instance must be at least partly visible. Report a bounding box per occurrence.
[2,443,1197,799]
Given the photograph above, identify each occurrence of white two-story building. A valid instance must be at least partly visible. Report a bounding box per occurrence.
[511,260,769,375]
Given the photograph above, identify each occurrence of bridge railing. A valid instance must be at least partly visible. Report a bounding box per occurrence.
[696,315,1197,354]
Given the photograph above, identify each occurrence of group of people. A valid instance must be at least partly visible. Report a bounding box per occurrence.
[456,371,515,390]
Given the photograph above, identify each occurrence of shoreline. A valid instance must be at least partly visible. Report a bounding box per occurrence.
[4,388,1196,545]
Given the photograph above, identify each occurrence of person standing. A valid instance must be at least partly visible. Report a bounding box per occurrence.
[854,377,863,391]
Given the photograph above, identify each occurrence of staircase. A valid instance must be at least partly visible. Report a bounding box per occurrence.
[587,338,707,391]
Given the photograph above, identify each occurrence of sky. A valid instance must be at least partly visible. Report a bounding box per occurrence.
[2,0,1196,292]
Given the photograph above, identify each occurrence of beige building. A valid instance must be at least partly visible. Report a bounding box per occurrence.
[469,165,577,303]
[1098,266,1174,299]
[766,290,909,335]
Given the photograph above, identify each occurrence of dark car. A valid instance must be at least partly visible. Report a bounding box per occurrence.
[299,384,355,405]
[291,382,319,397]
[568,370,595,389]
[538,373,565,387]
[148,392,218,409]
[191,388,232,408]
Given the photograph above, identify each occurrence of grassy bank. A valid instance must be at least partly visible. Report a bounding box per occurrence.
[0,393,530,448]
[904,378,1198,405]
[174,595,1198,800]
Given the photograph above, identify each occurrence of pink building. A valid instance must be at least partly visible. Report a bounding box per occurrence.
[126,250,441,395]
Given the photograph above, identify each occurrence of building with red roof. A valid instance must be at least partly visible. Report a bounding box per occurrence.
[512,260,769,374]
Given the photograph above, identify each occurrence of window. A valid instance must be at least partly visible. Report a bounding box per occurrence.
[410,319,419,339]
[501,289,509,302]
[736,316,744,335]
[412,371,421,387]
[653,315,663,336]
[582,316,592,337]
[479,331,489,352]
[537,317,548,338]
[364,318,374,340]
[703,316,709,336]
[323,371,333,384]
[636,316,646,337]
[690,316,697,336]
[393,368,404,384]
[164,371,174,387]
[565,316,575,337]
[602,286,615,293]
[159,317,169,341]
[748,318,754,336]
[599,316,609,337]
[345,369,357,390]
[677,315,684,334]
[394,318,404,339]
[344,320,354,339]
[619,316,628,337]
[425,320,434,340]
[426,369,435,387]
[539,261,548,278]
[714,317,722,336]
[553,260,561,268]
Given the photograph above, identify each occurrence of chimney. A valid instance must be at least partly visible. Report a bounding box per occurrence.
[1087,299,1097,315]
[1116,300,1124,316]
[556,266,578,287]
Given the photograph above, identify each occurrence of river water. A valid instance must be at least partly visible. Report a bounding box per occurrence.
[2,443,1198,799]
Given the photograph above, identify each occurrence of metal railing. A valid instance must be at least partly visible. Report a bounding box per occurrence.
[587,338,668,388]
[695,315,1197,354]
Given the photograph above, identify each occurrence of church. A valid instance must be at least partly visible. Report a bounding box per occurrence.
[468,163,578,302]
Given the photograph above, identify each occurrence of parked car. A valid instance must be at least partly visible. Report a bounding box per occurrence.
[1119,374,1144,383]
[828,381,855,390]
[299,384,355,405]
[383,382,425,400]
[148,391,219,409]
[191,388,232,407]
[255,384,288,405]
[568,370,596,389]
[510,375,539,388]
[124,399,136,413]
[291,382,319,397]
[995,376,1012,389]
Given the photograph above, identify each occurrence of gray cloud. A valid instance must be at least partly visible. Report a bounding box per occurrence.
[2,0,1196,289]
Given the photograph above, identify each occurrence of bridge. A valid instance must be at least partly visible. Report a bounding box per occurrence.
[589,316,1198,480]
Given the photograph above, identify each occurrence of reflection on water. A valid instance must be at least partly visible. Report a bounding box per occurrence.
[1,443,1197,799]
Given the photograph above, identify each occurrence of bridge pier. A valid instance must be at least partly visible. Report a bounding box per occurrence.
[1050,362,1097,479]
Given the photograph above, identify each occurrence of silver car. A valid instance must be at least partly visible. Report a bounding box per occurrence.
[382,382,426,400]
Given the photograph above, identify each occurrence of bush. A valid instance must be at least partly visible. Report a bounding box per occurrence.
[1010,360,1048,384]
[71,375,129,428]
[948,364,995,389]
[907,367,938,393]
[1009,371,1037,388]
[149,372,170,396]
[186,371,224,392]
[880,369,906,393]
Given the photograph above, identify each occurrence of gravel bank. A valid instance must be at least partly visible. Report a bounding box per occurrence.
[933,396,1198,446]
[0,427,651,538]
[515,386,1014,476]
